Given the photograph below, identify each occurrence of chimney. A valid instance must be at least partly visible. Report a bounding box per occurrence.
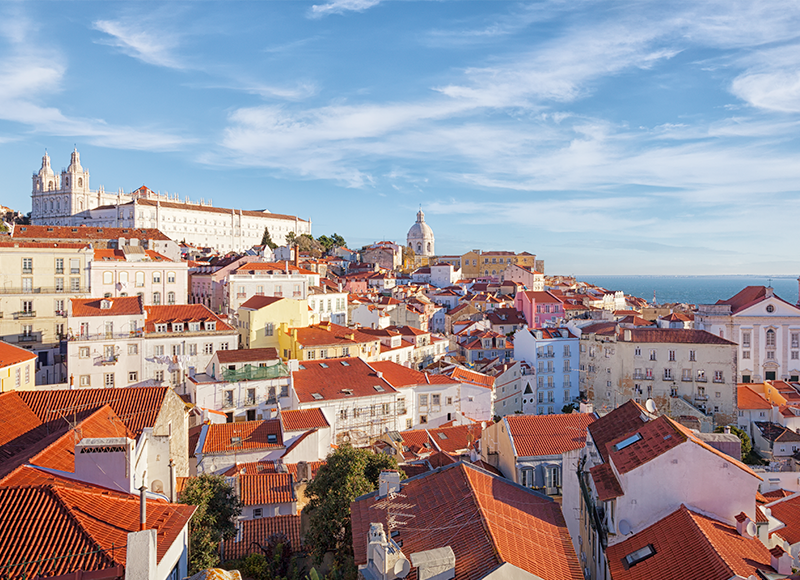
[410,547,455,580]
[735,512,755,539]
[724,425,731,434]
[359,523,410,580]
[771,546,792,575]
[376,371,383,379]
[294,248,299,268]
[378,470,401,498]
[168,459,175,502]
[139,483,148,531]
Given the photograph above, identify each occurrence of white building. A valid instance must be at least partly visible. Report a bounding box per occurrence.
[406,209,435,257]
[695,285,800,383]
[31,150,312,253]
[90,246,188,306]
[224,262,318,317]
[514,327,580,415]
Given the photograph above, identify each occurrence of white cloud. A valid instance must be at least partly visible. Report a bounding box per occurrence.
[93,19,186,69]
[308,0,382,19]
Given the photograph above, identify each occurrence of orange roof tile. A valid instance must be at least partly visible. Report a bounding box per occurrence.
[202,420,283,454]
[625,328,735,345]
[71,296,144,317]
[216,348,279,364]
[12,224,172,241]
[292,357,397,403]
[765,493,800,544]
[589,463,623,501]
[427,424,484,455]
[447,367,495,389]
[280,408,329,431]
[0,341,37,367]
[290,323,378,347]
[239,295,284,309]
[144,304,233,332]
[716,286,799,315]
[222,460,326,479]
[239,473,295,506]
[220,515,302,560]
[0,241,91,249]
[505,413,596,457]
[587,400,648,463]
[738,385,772,410]
[606,505,775,580]
[351,462,582,580]
[235,262,317,276]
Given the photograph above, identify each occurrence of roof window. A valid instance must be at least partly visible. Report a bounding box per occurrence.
[342,389,354,396]
[341,361,350,366]
[267,434,278,444]
[438,433,448,439]
[623,544,656,568]
[320,363,329,368]
[374,385,385,392]
[613,433,643,452]
[100,299,112,310]
[230,436,242,446]
[298,365,306,370]
[312,393,323,400]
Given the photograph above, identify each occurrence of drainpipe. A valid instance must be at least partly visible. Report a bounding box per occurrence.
[169,459,175,502]
[139,482,148,531]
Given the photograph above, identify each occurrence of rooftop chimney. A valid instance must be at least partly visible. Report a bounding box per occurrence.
[139,483,148,531]
[771,545,792,575]
[378,470,401,499]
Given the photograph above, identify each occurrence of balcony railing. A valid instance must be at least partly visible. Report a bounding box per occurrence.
[18,335,37,342]
[0,286,86,295]
[14,311,36,319]
[97,356,119,366]
[221,362,290,383]
[696,376,707,382]
[69,330,143,341]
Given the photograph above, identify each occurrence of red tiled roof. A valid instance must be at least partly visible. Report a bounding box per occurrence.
[587,400,649,463]
[223,460,326,479]
[505,413,596,457]
[589,463,623,501]
[0,465,132,497]
[281,408,329,431]
[144,304,234,332]
[427,424,484,455]
[618,315,654,327]
[765,493,800,544]
[239,473,295,506]
[738,385,772,410]
[235,262,317,276]
[517,290,563,304]
[607,415,686,475]
[71,296,144,317]
[16,387,168,438]
[606,505,775,580]
[0,241,91,250]
[715,286,794,315]
[624,328,735,345]
[448,367,495,389]
[292,357,396,403]
[221,515,302,560]
[216,348,279,364]
[370,361,455,388]
[0,341,37,367]
[351,462,582,580]
[763,489,793,500]
[0,484,195,578]
[239,295,284,310]
[202,420,283,454]
[290,323,378,347]
[13,224,172,241]
[93,248,170,262]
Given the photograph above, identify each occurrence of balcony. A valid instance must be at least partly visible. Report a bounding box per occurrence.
[694,394,708,401]
[98,356,119,366]
[539,352,556,358]
[18,335,37,342]
[0,286,85,295]
[14,311,36,319]
[696,376,707,383]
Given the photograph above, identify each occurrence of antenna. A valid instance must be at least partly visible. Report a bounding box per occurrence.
[371,491,416,531]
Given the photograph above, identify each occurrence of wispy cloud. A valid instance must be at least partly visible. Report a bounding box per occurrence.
[307,0,382,19]
[93,18,186,70]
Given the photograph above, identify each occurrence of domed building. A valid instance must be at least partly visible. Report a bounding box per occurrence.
[407,209,435,257]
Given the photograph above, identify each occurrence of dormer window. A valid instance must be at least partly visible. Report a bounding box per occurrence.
[100,299,112,310]
[267,434,278,444]
[205,321,216,331]
[342,389,354,396]
[173,323,184,332]
[189,322,200,331]
[155,323,168,333]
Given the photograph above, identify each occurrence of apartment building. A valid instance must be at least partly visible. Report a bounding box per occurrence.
[514,327,580,415]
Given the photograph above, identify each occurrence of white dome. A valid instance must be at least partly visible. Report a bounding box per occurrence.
[407,209,435,256]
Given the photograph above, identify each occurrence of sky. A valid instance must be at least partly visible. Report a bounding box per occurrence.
[1,1,800,275]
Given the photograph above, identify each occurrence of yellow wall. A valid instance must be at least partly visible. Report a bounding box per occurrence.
[277,324,381,361]
[0,358,37,392]
[239,298,309,350]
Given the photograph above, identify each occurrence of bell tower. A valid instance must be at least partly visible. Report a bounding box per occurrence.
[31,151,60,224]
[60,147,91,217]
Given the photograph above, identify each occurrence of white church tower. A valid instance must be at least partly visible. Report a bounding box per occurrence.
[31,148,91,225]
[406,208,435,257]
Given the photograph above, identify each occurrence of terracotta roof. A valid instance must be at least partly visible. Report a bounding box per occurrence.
[129,198,309,223]
[606,505,775,580]
[292,357,397,403]
[280,408,329,431]
[517,290,563,304]
[93,248,170,262]
[447,367,495,389]
[16,387,168,438]
[715,286,799,315]
[144,304,233,332]
[235,262,317,276]
[0,241,91,250]
[216,348,279,364]
[223,460,326,479]
[221,515,302,560]
[765,493,800,544]
[351,462,582,580]
[617,315,654,327]
[427,424,484,454]
[202,420,283,454]
[589,463,623,501]
[12,225,172,241]
[624,328,736,345]
[370,361,455,388]
[71,296,144,317]
[290,323,378,348]
[0,341,37,368]
[763,489,793,500]
[0,464,133,497]
[587,400,649,463]
[0,484,195,578]
[238,295,284,310]
[505,413,596,457]
[606,415,686,475]
[754,421,800,443]
[239,473,295,506]
[738,385,772,410]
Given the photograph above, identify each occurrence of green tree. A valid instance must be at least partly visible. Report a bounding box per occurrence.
[180,474,243,573]
[261,227,278,249]
[714,425,753,461]
[561,403,576,414]
[285,231,297,248]
[303,445,402,564]
[296,234,325,258]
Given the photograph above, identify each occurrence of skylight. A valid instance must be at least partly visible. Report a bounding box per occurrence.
[299,365,306,370]
[438,433,448,439]
[374,385,385,392]
[624,544,656,568]
[320,363,329,368]
[312,393,323,400]
[230,436,242,445]
[267,434,277,444]
[613,433,643,452]
[341,361,350,366]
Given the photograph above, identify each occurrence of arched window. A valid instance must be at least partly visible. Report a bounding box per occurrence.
[767,329,776,347]
[427,242,431,253]
[167,271,176,283]
[48,181,53,191]
[167,291,175,305]
[56,200,60,212]
[119,271,129,284]
[78,178,82,188]
[65,177,69,187]
[135,272,145,287]
[153,291,161,305]
[416,243,422,253]
[78,199,83,210]
[103,271,113,285]
[153,272,161,284]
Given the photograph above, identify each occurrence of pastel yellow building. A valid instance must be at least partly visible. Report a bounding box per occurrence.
[237,295,309,350]
[277,321,381,362]
[460,250,537,279]
[0,340,37,392]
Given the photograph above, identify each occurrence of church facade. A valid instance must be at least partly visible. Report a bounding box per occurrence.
[31,150,311,253]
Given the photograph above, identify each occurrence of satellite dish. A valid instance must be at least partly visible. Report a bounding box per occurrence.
[746,521,757,537]
[618,520,632,535]
[394,557,411,579]
[645,399,657,414]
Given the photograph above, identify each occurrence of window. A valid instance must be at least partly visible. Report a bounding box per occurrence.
[155,323,167,333]
[153,272,161,283]
[613,433,643,452]
[55,277,64,292]
[77,374,91,387]
[171,370,181,384]
[668,350,675,361]
[664,368,673,380]
[682,368,691,381]
[645,368,653,379]
[70,259,80,274]
[743,350,750,359]
[624,545,656,568]
[714,370,723,382]
[793,333,800,349]
[22,278,32,293]
[219,342,229,351]
[689,350,696,362]
[188,344,197,355]
[767,329,776,347]
[319,349,327,359]
[634,346,641,356]
[128,344,138,355]
[71,278,80,292]
[419,414,427,424]
[153,291,161,305]
[135,272,145,287]
[793,351,799,360]
[189,322,200,332]
[173,323,184,332]
[128,371,138,383]
[22,258,32,274]
[265,322,274,336]
[167,292,175,305]
[432,394,441,406]
[649,349,657,361]
[55,258,64,274]
[172,344,182,356]
[104,373,115,387]
[253,508,263,519]
[223,391,233,407]
[697,370,706,381]
[167,272,176,283]
[205,322,216,331]
[742,331,751,348]
[563,360,571,372]
[419,394,428,406]
[79,347,90,358]
[767,351,775,360]
[155,345,164,356]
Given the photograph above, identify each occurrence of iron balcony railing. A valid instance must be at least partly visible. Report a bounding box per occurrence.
[221,362,291,382]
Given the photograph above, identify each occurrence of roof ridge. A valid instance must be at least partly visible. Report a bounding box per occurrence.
[682,506,738,577]
[458,463,504,571]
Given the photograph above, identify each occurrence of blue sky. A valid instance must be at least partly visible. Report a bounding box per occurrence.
[2,1,800,275]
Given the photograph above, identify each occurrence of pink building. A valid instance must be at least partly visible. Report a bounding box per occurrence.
[514,290,564,328]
